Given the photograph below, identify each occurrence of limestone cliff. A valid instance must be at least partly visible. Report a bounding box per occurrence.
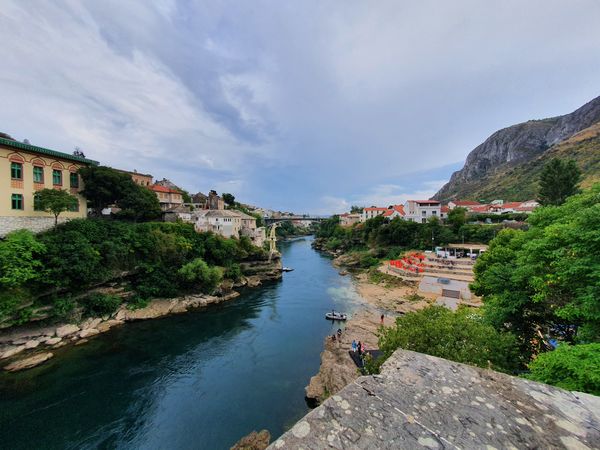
[434,95,600,202]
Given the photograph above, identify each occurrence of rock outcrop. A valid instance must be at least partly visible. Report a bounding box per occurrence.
[434,95,600,202]
[230,430,271,450]
[272,349,600,449]
[4,352,53,372]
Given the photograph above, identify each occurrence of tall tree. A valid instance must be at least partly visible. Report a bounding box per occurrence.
[222,193,236,207]
[447,207,467,230]
[538,158,582,206]
[79,166,133,214]
[34,188,79,225]
[350,205,364,214]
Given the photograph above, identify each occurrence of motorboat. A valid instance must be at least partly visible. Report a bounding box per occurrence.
[325,311,347,321]
[281,267,294,272]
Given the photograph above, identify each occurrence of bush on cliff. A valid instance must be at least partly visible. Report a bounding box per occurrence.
[375,306,519,374]
[177,258,223,293]
[0,219,264,324]
[525,344,600,395]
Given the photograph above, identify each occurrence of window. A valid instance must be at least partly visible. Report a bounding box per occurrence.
[33,166,44,183]
[432,210,437,215]
[70,172,79,188]
[421,218,427,223]
[422,210,427,216]
[53,169,62,185]
[34,195,42,211]
[11,162,23,180]
[11,194,23,210]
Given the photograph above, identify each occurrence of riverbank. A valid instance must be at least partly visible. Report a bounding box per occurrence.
[304,255,435,405]
[0,258,282,372]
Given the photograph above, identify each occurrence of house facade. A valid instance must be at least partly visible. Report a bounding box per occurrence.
[360,207,388,222]
[382,205,405,220]
[0,137,97,236]
[118,169,153,187]
[150,184,183,211]
[404,200,441,223]
[193,209,242,238]
[340,213,361,227]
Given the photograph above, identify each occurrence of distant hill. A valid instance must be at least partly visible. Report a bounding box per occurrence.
[434,96,600,202]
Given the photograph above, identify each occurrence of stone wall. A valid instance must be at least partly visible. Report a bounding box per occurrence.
[269,350,600,449]
[0,216,69,237]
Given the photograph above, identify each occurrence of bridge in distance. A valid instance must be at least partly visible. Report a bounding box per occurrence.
[263,216,329,226]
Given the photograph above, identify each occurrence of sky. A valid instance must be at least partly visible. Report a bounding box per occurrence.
[1,1,600,214]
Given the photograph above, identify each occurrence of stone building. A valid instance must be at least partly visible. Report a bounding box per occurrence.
[193,209,265,246]
[149,184,183,211]
[208,190,224,210]
[0,136,97,236]
[116,169,153,187]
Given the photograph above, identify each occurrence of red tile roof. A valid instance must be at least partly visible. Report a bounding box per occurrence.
[501,202,523,209]
[364,207,388,211]
[411,200,440,204]
[451,200,481,206]
[441,205,450,213]
[383,205,405,217]
[150,184,181,194]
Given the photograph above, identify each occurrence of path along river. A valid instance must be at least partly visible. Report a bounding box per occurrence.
[0,237,365,450]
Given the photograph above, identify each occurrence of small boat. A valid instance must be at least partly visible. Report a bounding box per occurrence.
[281,267,294,272]
[325,311,347,321]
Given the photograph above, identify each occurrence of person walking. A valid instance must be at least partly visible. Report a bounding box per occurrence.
[380,314,384,325]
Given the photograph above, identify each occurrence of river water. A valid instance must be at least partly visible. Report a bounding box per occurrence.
[0,237,364,450]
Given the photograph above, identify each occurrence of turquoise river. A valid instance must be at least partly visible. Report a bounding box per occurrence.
[0,237,364,450]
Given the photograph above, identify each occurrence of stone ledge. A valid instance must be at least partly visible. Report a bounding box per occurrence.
[269,350,600,449]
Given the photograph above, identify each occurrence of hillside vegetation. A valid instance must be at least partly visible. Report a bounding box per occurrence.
[446,122,600,201]
[435,96,600,202]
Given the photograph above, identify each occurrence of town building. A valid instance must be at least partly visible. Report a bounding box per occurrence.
[0,136,98,236]
[360,207,388,222]
[162,204,193,223]
[193,209,265,246]
[117,169,153,187]
[447,200,482,211]
[340,213,361,227]
[208,190,225,210]
[404,200,441,223]
[190,192,208,209]
[440,205,449,220]
[150,184,183,211]
[382,204,405,220]
[238,211,266,247]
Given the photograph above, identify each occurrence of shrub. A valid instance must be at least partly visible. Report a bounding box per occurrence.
[525,344,600,395]
[79,293,122,316]
[177,258,223,293]
[378,306,520,373]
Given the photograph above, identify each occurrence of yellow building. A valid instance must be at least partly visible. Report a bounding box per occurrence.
[0,136,98,236]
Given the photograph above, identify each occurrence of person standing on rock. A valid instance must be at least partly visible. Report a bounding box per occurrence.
[357,341,362,356]
[380,314,384,325]
[352,340,357,352]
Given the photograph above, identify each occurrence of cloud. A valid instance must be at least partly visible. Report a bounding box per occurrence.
[1,1,599,213]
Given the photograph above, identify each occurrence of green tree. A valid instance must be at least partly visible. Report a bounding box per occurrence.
[222,193,236,207]
[0,230,46,288]
[377,306,519,373]
[116,186,162,222]
[473,184,600,350]
[177,258,223,293]
[180,189,192,203]
[538,158,582,206]
[447,207,467,230]
[526,344,600,395]
[79,166,133,214]
[350,205,364,214]
[34,188,79,225]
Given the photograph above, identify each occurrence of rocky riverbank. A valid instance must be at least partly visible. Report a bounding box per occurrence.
[304,265,434,406]
[0,258,282,372]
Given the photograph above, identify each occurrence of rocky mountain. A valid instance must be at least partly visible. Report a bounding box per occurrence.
[434,96,600,202]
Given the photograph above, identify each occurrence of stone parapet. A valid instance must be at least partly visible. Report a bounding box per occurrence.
[269,350,600,449]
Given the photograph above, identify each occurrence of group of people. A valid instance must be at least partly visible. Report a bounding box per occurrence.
[351,339,366,355]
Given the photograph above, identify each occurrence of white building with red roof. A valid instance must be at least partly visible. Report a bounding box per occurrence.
[404,200,441,223]
[382,204,406,220]
[447,200,482,211]
[360,207,388,222]
[149,184,183,211]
